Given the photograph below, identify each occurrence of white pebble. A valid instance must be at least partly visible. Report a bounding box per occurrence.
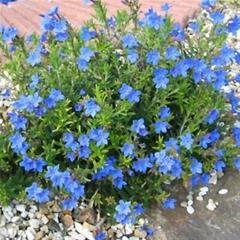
[180,202,188,208]
[16,204,26,213]
[29,219,40,229]
[75,222,94,240]
[218,189,228,195]
[187,200,193,206]
[196,196,204,201]
[187,206,195,215]
[206,199,217,211]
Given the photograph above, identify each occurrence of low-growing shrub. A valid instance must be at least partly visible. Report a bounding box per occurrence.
[0,0,240,224]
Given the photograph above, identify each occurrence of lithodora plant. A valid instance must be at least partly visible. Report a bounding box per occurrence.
[0,0,240,224]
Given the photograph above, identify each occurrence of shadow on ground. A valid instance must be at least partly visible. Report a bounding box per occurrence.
[147,170,240,240]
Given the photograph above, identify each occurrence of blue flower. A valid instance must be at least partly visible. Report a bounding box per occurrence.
[114,200,142,224]
[146,49,160,65]
[118,83,141,103]
[2,27,17,42]
[62,198,78,210]
[201,0,216,9]
[161,3,171,12]
[170,59,190,77]
[132,157,152,173]
[89,128,109,146]
[204,109,219,124]
[127,49,139,63]
[77,47,94,70]
[165,138,180,152]
[84,99,101,117]
[210,11,224,24]
[188,22,200,32]
[63,132,75,148]
[162,198,176,209]
[79,146,91,158]
[227,91,239,113]
[26,182,51,203]
[20,156,46,172]
[9,133,29,154]
[200,129,220,149]
[180,132,194,150]
[80,27,96,41]
[234,158,240,170]
[214,160,226,172]
[154,121,169,134]
[121,33,138,48]
[232,128,240,147]
[165,46,180,61]
[13,92,43,113]
[95,232,106,240]
[228,16,240,35]
[190,158,203,174]
[142,9,164,30]
[170,23,185,41]
[8,112,28,130]
[29,74,40,90]
[153,68,169,89]
[121,143,135,157]
[131,118,148,136]
[74,103,83,112]
[159,106,171,119]
[44,88,64,108]
[78,134,90,146]
[27,48,42,66]
[66,152,76,162]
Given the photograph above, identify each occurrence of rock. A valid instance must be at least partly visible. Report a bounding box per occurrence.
[180,202,188,208]
[134,229,147,238]
[11,216,20,223]
[35,212,42,219]
[28,212,35,219]
[21,211,29,219]
[8,225,18,238]
[16,204,26,213]
[41,215,49,225]
[83,222,97,232]
[61,214,73,228]
[35,231,44,240]
[41,225,49,234]
[0,227,8,238]
[52,203,61,213]
[187,205,195,215]
[206,199,217,211]
[107,228,115,238]
[196,196,204,201]
[218,189,228,195]
[129,237,140,240]
[75,222,94,240]
[122,237,129,240]
[116,229,123,238]
[29,219,41,229]
[125,224,133,235]
[2,206,14,222]
[68,231,86,240]
[74,208,96,224]
[0,217,6,227]
[48,219,61,232]
[30,206,38,214]
[187,200,193,206]
[26,227,36,240]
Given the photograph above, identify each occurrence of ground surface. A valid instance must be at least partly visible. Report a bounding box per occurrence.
[0,0,201,34]
[147,170,240,240]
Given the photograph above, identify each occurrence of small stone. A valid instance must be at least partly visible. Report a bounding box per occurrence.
[129,237,140,240]
[52,203,61,213]
[0,217,6,227]
[16,204,26,213]
[75,222,94,240]
[122,237,129,240]
[206,199,217,211]
[74,208,96,225]
[125,224,133,235]
[41,215,49,225]
[116,229,123,238]
[187,200,193,206]
[28,212,35,219]
[26,227,36,240]
[107,228,114,238]
[35,212,42,219]
[61,214,73,228]
[35,231,44,240]
[0,227,8,238]
[186,205,195,215]
[68,231,86,240]
[2,207,14,222]
[218,189,228,195]
[134,229,147,238]
[30,206,38,213]
[21,211,29,219]
[29,219,40,229]
[11,216,20,223]
[8,226,18,238]
[41,225,49,234]
[83,222,97,232]
[196,196,204,201]
[180,202,188,208]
